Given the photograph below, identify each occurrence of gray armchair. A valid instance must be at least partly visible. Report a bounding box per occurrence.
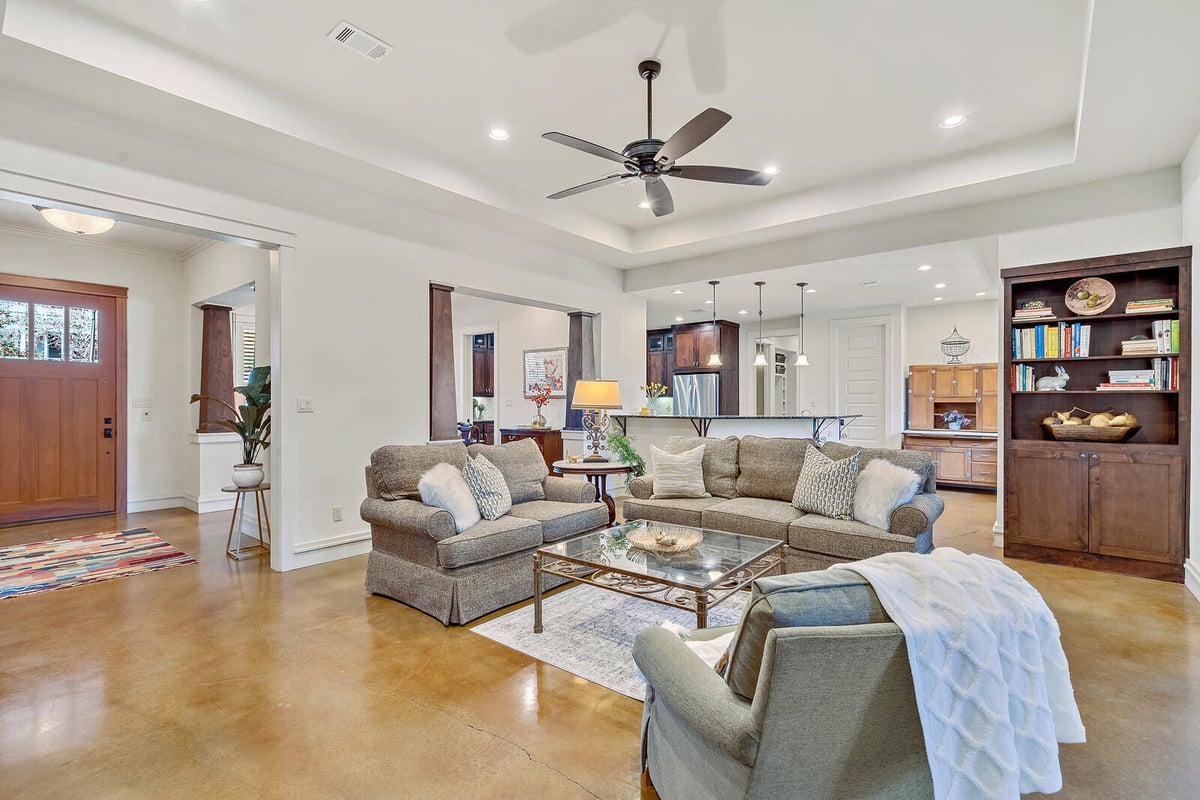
[633,570,934,800]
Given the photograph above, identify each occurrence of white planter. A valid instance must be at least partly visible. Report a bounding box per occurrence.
[232,463,265,488]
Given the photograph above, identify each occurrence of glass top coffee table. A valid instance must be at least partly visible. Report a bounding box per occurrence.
[532,520,784,632]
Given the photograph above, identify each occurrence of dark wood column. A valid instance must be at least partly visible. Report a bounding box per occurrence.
[429,283,458,442]
[565,311,598,430]
[197,304,235,433]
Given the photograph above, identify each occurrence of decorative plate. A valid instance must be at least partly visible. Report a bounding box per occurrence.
[1064,277,1116,316]
[628,526,703,553]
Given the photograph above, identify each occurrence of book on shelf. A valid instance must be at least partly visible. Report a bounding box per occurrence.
[1096,384,1157,391]
[1152,356,1179,390]
[1125,298,1175,314]
[1150,319,1179,354]
[1011,322,1090,358]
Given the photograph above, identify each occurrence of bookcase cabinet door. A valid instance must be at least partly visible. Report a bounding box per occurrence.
[1006,446,1089,551]
[1089,452,1184,563]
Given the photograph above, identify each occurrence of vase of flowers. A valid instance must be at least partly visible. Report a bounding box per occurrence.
[640,382,668,416]
[528,383,552,428]
[941,409,970,431]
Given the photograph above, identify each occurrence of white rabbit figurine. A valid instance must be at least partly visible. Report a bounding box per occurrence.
[1036,365,1070,391]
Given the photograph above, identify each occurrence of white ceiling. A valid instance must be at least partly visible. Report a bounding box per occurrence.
[0,195,207,256]
[1,1,1199,270]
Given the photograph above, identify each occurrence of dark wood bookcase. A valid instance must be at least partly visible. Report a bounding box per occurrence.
[1002,246,1191,581]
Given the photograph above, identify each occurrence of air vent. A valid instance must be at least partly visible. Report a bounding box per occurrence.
[326,20,392,62]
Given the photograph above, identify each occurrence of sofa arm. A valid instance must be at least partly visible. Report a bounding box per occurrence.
[628,475,654,500]
[633,627,759,767]
[543,475,597,504]
[360,498,457,541]
[890,492,945,538]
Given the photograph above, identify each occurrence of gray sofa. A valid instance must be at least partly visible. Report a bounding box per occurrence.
[624,435,941,573]
[634,567,932,799]
[360,438,609,624]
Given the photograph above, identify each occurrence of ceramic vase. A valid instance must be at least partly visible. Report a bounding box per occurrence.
[233,463,265,488]
[948,421,962,431]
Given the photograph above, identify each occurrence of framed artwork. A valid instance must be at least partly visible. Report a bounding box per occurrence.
[523,347,567,397]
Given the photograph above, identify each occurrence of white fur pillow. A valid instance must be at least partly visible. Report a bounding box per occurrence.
[418,462,481,533]
[853,459,922,531]
[649,444,711,499]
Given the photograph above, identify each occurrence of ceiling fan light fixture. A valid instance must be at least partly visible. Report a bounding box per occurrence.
[34,206,116,235]
[638,200,651,209]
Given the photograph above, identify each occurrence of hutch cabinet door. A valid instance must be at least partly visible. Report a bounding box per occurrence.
[908,394,934,430]
[908,366,935,395]
[1006,446,1090,551]
[1089,451,1184,564]
[933,368,955,397]
[933,447,970,482]
[952,366,980,398]
[979,364,999,395]
[977,394,998,431]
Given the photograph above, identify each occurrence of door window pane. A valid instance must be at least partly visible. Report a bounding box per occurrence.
[0,299,29,359]
[33,304,65,361]
[69,307,100,363]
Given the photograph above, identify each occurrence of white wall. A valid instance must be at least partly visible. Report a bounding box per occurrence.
[905,300,1000,366]
[1181,131,1200,601]
[0,226,188,511]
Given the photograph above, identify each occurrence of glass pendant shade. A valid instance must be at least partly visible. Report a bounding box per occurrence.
[34,206,115,235]
[706,351,723,367]
[706,279,722,366]
[794,352,811,367]
[753,349,769,367]
[795,281,812,367]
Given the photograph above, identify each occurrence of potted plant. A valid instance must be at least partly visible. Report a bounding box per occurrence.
[191,366,271,487]
[941,409,971,431]
[605,431,646,490]
[528,382,552,428]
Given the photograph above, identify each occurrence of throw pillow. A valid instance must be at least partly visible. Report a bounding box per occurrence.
[791,444,860,519]
[853,459,922,531]
[649,444,711,499]
[417,462,481,533]
[463,455,512,521]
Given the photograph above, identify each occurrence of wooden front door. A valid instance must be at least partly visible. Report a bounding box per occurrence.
[0,277,125,525]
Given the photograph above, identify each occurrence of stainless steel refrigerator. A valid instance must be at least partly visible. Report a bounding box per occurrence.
[673,373,720,416]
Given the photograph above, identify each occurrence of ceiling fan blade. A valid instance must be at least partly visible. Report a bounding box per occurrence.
[547,173,632,200]
[543,132,630,165]
[671,165,772,186]
[656,108,732,164]
[646,179,674,217]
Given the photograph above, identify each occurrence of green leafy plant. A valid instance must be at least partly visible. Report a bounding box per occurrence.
[605,431,646,489]
[191,366,271,464]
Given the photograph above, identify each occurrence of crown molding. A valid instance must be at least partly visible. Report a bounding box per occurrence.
[179,237,218,261]
[0,221,188,260]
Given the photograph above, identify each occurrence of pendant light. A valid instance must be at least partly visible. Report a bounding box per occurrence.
[753,281,769,367]
[795,282,811,367]
[705,280,723,367]
[32,205,116,236]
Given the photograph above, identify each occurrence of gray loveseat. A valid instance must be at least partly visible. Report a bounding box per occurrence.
[624,435,941,573]
[361,438,608,624]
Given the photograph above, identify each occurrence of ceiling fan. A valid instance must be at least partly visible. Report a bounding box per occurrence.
[542,59,771,217]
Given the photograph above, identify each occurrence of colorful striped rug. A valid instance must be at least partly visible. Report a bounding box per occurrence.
[0,528,196,599]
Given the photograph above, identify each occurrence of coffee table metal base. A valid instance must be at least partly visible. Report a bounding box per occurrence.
[532,545,783,633]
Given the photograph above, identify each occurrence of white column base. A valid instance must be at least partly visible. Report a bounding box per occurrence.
[1185,559,1200,603]
[992,521,1004,549]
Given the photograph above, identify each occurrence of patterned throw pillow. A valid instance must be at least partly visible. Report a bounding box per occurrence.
[791,444,861,519]
[463,455,512,521]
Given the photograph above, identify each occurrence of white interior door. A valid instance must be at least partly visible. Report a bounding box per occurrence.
[834,322,886,447]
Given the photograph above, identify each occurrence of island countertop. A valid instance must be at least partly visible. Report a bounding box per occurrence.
[611,413,861,442]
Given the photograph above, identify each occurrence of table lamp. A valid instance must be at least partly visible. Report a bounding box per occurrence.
[571,380,623,461]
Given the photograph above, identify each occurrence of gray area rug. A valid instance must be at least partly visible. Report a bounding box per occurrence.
[470,585,748,700]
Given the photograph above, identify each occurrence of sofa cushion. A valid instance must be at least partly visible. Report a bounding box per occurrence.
[435,515,542,570]
[735,436,816,501]
[417,462,481,533]
[649,445,710,499]
[463,455,512,521]
[661,435,740,499]
[468,438,549,503]
[371,442,468,501]
[725,570,890,701]
[509,500,609,542]
[788,514,927,560]
[622,496,726,527]
[791,445,860,520]
[822,441,936,494]
[701,497,806,543]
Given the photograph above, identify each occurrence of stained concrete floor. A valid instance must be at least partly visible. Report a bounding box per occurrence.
[0,489,1197,799]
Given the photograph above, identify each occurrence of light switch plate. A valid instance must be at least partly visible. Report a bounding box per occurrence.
[297,397,314,413]
[132,398,152,409]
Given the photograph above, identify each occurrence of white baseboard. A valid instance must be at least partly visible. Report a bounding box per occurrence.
[182,492,238,514]
[127,494,188,513]
[1185,559,1200,603]
[992,521,1004,549]
[292,530,371,569]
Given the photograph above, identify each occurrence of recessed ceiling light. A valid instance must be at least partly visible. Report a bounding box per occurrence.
[916,264,932,271]
[934,283,947,289]
[638,201,651,209]
[737,309,749,315]
[488,128,510,141]
[763,165,780,175]
[975,291,987,296]
[805,287,817,294]
[704,299,713,304]
[671,289,684,295]
[939,114,967,129]
[674,316,684,322]
[934,297,944,302]
[861,281,881,287]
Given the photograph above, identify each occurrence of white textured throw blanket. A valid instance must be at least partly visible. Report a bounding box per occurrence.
[835,549,1085,800]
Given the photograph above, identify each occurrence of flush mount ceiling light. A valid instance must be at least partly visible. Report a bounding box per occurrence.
[638,200,651,209]
[976,291,987,296]
[674,316,684,322]
[706,281,723,366]
[916,264,932,271]
[33,206,116,235]
[737,309,748,315]
[671,289,684,294]
[939,114,967,129]
[934,282,947,289]
[488,128,510,141]
[795,282,811,367]
[753,281,768,367]
[934,297,944,302]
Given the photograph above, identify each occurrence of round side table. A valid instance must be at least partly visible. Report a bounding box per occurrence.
[221,483,271,560]
[550,461,634,526]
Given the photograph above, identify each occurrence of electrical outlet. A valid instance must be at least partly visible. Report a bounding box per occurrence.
[331,505,343,522]
[141,410,152,422]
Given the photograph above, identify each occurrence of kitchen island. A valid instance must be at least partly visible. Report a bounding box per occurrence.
[612,413,861,444]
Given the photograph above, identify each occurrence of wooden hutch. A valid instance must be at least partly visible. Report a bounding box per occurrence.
[903,363,999,489]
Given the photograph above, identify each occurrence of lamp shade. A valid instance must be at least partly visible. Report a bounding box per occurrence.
[706,351,722,367]
[795,352,811,367]
[570,380,623,410]
[753,350,769,367]
[34,206,115,235]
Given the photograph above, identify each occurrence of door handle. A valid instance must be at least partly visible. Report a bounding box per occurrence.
[1079,453,1087,459]
[104,428,114,439]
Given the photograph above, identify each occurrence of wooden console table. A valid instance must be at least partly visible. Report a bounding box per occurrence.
[499,427,563,470]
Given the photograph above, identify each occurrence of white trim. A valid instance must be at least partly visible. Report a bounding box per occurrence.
[270,246,293,571]
[182,492,237,514]
[1185,559,1200,603]
[292,538,372,569]
[293,529,371,554]
[127,494,188,513]
[829,312,902,447]
[180,238,218,261]
[189,431,242,445]
[0,221,188,260]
